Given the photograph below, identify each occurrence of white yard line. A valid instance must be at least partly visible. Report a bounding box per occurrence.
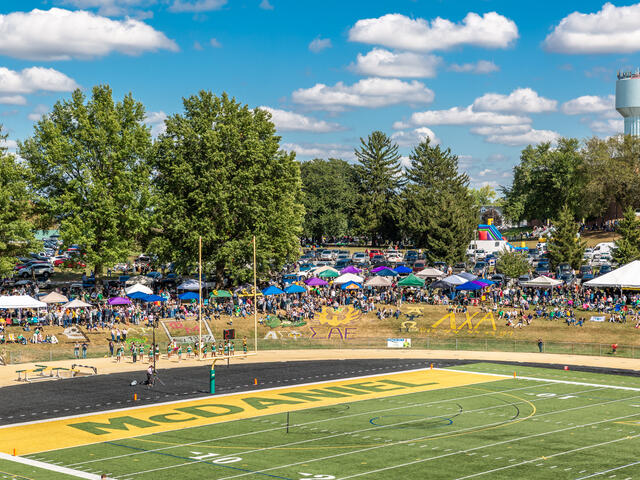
[453,433,640,479]
[68,378,554,467]
[214,391,640,480]
[0,452,107,479]
[574,460,640,479]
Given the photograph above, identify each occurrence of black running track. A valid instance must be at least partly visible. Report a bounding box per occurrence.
[0,358,638,426]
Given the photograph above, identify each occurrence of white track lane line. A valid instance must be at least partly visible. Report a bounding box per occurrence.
[453,433,640,479]
[68,378,556,467]
[0,452,107,479]
[215,390,640,480]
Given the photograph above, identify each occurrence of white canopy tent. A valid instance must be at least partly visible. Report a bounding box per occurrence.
[177,279,202,291]
[364,276,392,287]
[125,275,153,286]
[415,268,445,278]
[521,275,562,288]
[40,292,69,304]
[63,299,92,309]
[584,260,640,289]
[334,273,364,285]
[125,283,153,295]
[0,295,47,309]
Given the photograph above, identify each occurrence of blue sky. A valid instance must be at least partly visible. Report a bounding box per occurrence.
[0,1,637,188]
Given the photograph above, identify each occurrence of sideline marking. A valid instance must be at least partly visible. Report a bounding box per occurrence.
[0,369,501,455]
[0,452,105,479]
[443,368,640,392]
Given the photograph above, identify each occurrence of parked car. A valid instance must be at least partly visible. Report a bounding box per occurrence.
[535,263,551,277]
[578,265,593,280]
[352,252,368,265]
[556,263,572,278]
[518,274,531,285]
[16,261,54,278]
[490,273,506,286]
[368,249,383,260]
[335,259,351,270]
[412,260,426,273]
[452,262,467,274]
[473,261,487,276]
[371,255,386,267]
[433,261,448,273]
[319,250,333,261]
[597,264,613,276]
[560,272,576,285]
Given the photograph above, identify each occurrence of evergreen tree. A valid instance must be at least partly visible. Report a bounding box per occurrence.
[353,131,403,245]
[613,207,640,265]
[300,158,357,242]
[547,205,586,269]
[402,138,476,264]
[496,250,530,279]
[151,91,304,284]
[0,129,39,276]
[20,85,152,275]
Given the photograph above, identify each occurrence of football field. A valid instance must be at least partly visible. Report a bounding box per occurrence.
[1,363,639,479]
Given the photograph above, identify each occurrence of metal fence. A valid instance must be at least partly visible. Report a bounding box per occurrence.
[2,337,638,364]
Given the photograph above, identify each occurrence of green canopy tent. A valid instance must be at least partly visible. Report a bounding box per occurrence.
[397,273,426,287]
[318,269,339,278]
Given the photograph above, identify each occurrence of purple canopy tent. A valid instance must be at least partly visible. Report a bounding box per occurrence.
[108,296,131,305]
[305,277,328,286]
[340,265,362,275]
[370,266,388,273]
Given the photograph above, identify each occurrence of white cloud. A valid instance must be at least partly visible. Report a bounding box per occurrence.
[292,78,434,111]
[0,95,27,105]
[485,128,560,146]
[308,37,332,53]
[448,60,499,74]
[0,138,18,152]
[397,105,530,128]
[348,12,518,52]
[259,106,344,133]
[193,41,203,50]
[169,0,227,12]
[351,48,441,78]
[0,8,177,60]
[391,127,440,147]
[472,88,557,113]
[145,110,167,136]
[210,38,222,48]
[590,118,623,135]
[282,142,354,160]
[28,104,50,122]
[259,0,274,10]
[56,0,154,17]
[470,124,531,136]
[544,2,640,54]
[0,67,78,94]
[561,94,614,115]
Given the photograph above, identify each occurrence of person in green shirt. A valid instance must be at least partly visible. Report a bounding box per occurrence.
[177,344,182,360]
[187,344,193,358]
[202,343,208,358]
[223,341,229,356]
[139,344,145,362]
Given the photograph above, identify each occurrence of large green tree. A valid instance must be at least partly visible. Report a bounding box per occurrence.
[496,250,530,279]
[547,205,586,269]
[300,158,357,242]
[402,138,476,264]
[353,131,403,245]
[612,207,640,265]
[503,138,585,222]
[20,85,152,274]
[582,135,640,217]
[151,91,304,284]
[0,130,39,276]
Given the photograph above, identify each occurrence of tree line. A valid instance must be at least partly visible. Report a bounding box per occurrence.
[1,85,479,282]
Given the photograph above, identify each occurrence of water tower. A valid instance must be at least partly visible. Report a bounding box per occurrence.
[616,70,640,136]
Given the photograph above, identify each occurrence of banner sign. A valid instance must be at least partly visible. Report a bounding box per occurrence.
[387,338,411,348]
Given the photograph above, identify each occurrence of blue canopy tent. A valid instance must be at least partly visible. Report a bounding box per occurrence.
[126,291,148,300]
[341,281,363,290]
[376,268,398,277]
[262,285,285,296]
[141,294,167,302]
[455,281,483,291]
[394,265,413,274]
[179,292,199,301]
[284,284,306,294]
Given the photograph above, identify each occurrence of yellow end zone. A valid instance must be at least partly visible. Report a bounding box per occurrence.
[0,368,502,455]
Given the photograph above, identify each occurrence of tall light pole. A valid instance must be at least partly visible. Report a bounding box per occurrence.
[198,236,203,359]
[253,235,258,354]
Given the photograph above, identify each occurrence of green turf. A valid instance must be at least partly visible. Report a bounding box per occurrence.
[0,458,73,479]
[10,364,640,479]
